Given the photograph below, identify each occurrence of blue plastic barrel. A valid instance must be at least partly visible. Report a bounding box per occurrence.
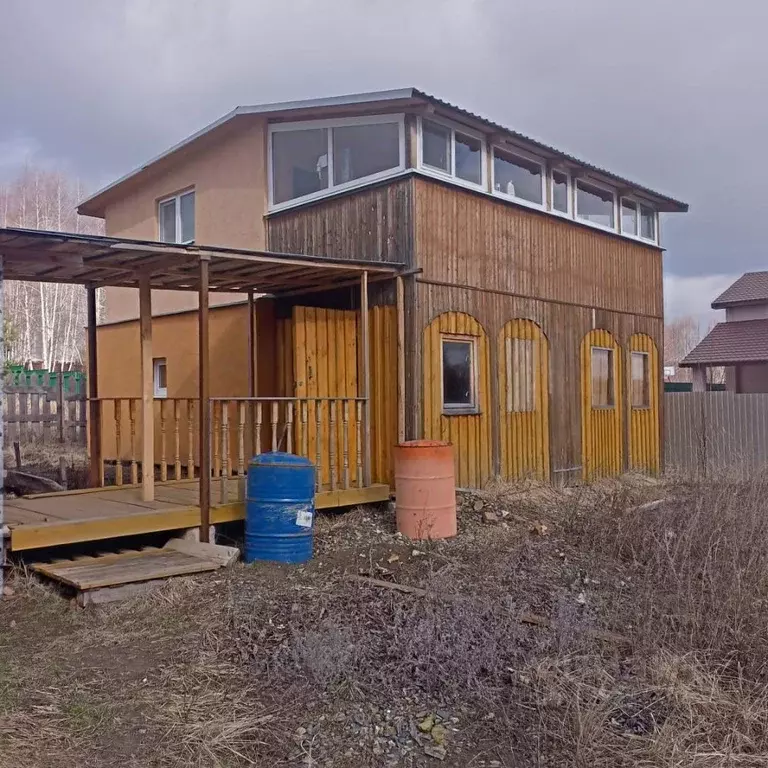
[245,452,316,564]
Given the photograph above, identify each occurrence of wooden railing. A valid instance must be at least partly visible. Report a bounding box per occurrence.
[210,397,368,503]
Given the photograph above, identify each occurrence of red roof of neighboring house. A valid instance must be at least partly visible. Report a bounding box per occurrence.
[712,272,768,309]
[681,318,768,366]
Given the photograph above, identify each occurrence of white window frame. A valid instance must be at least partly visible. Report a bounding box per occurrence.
[638,202,658,243]
[490,145,546,211]
[619,196,639,237]
[575,178,618,234]
[417,116,487,193]
[268,114,406,212]
[549,167,572,217]
[440,334,479,415]
[153,357,168,399]
[158,189,195,244]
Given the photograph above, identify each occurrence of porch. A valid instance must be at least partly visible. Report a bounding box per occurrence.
[0,228,405,555]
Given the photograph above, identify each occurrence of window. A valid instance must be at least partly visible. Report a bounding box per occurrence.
[591,347,614,408]
[640,205,656,241]
[631,352,650,408]
[576,181,615,229]
[269,116,404,208]
[419,118,485,189]
[506,337,535,412]
[492,148,544,206]
[441,337,477,412]
[153,358,167,398]
[158,190,195,244]
[621,199,638,236]
[552,170,569,213]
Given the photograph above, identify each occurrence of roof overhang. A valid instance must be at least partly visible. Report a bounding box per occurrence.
[680,318,768,367]
[0,227,402,295]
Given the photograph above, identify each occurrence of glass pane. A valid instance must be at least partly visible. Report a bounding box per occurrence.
[640,206,655,239]
[272,128,329,204]
[576,182,615,228]
[159,199,176,243]
[493,149,542,204]
[422,119,450,172]
[332,122,400,185]
[179,192,195,243]
[552,171,568,212]
[442,340,473,407]
[631,352,649,407]
[507,337,535,412]
[621,199,637,236]
[591,348,614,407]
[455,132,482,185]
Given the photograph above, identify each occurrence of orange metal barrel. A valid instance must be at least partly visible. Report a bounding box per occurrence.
[394,440,457,540]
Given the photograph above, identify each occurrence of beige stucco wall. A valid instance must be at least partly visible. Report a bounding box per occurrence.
[102,118,268,322]
[726,304,768,321]
[736,363,768,393]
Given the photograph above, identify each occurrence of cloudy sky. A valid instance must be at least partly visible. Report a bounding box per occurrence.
[1,0,764,319]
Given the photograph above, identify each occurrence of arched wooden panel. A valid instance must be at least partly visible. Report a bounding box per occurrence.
[497,319,550,480]
[580,329,623,480]
[628,333,660,474]
[423,312,491,488]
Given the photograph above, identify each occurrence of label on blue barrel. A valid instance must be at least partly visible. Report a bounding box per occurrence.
[296,508,314,528]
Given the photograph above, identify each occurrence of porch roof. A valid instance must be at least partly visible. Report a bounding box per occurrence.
[681,319,768,366]
[0,227,402,294]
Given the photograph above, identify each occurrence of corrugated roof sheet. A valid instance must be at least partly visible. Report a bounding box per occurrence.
[711,272,768,308]
[79,87,688,215]
[681,319,768,366]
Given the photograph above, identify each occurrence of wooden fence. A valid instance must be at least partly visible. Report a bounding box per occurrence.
[4,375,87,445]
[664,392,768,475]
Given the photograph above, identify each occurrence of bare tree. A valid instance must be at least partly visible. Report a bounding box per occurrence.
[0,166,103,369]
[665,315,725,384]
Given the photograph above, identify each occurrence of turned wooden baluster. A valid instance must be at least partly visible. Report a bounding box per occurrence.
[356,401,363,488]
[114,399,123,486]
[173,400,182,480]
[129,399,138,485]
[286,401,294,454]
[301,400,309,458]
[220,402,230,503]
[315,400,322,491]
[187,400,195,479]
[329,400,337,491]
[342,400,350,490]
[271,401,279,452]
[159,399,168,482]
[255,402,263,456]
[237,402,246,477]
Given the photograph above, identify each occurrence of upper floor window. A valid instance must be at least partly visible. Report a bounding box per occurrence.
[418,117,485,190]
[576,180,615,230]
[639,204,656,241]
[492,148,544,207]
[621,198,638,236]
[159,190,195,244]
[269,115,404,209]
[551,170,570,214]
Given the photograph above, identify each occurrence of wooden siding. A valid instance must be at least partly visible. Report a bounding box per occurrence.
[369,306,398,485]
[413,177,662,318]
[422,312,492,488]
[267,178,414,266]
[628,333,660,473]
[497,319,550,480]
[580,329,623,480]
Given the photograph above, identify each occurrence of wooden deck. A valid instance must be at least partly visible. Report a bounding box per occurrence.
[5,480,390,551]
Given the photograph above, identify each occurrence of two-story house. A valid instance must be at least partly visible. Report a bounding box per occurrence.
[78,87,688,487]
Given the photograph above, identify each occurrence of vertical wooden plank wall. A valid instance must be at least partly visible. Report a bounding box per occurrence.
[628,333,660,473]
[369,305,398,485]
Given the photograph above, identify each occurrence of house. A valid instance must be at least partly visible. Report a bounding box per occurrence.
[682,272,768,392]
[77,87,688,487]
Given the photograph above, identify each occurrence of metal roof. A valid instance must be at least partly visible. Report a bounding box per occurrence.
[0,227,401,294]
[711,272,768,309]
[78,87,688,216]
[681,319,768,366]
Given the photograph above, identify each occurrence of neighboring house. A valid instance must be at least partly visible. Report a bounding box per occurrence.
[78,88,688,485]
[682,272,768,393]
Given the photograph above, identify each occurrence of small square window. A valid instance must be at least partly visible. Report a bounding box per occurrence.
[422,119,451,173]
[506,337,535,412]
[441,337,477,412]
[455,132,482,185]
[621,199,638,236]
[159,191,195,244]
[493,149,543,205]
[591,347,614,408]
[631,352,650,408]
[153,358,168,398]
[576,181,615,229]
[640,205,656,240]
[552,170,569,213]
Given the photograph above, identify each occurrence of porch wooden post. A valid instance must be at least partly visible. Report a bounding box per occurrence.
[139,277,154,502]
[87,286,102,487]
[247,291,257,398]
[361,271,372,486]
[198,257,211,543]
[396,275,406,444]
[692,365,707,392]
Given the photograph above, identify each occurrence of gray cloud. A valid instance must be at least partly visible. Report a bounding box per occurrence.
[1,0,765,279]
